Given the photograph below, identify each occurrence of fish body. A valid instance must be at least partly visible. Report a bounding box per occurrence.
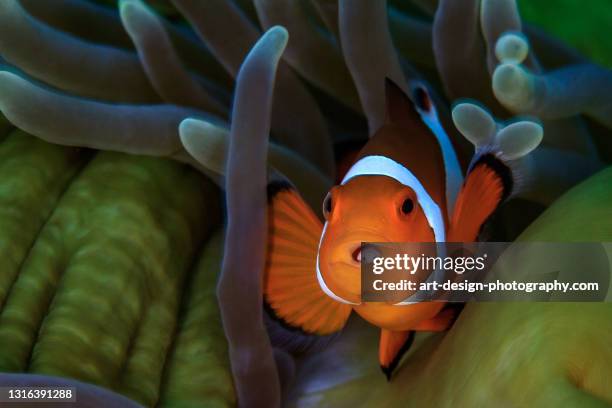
[264,80,512,378]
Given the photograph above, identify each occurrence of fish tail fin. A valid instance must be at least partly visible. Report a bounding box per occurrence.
[379,329,415,381]
[264,181,351,340]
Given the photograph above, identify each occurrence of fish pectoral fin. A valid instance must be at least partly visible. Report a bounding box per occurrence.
[379,329,415,381]
[264,181,351,336]
[448,153,512,242]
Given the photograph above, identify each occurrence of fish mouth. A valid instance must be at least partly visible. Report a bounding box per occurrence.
[337,241,387,267]
[350,243,385,265]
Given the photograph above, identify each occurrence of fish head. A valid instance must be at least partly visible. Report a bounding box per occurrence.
[316,175,436,305]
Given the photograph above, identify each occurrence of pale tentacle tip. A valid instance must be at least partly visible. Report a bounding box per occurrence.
[0,70,23,98]
[492,63,533,109]
[259,25,290,52]
[0,70,17,81]
[118,0,143,17]
[179,118,228,171]
[496,120,543,160]
[179,118,225,152]
[119,0,158,31]
[451,101,497,148]
[267,25,290,42]
[495,32,529,65]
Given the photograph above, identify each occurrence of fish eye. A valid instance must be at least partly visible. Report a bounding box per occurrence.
[401,198,414,215]
[322,192,333,219]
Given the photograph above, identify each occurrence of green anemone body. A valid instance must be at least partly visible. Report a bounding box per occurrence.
[0,133,233,407]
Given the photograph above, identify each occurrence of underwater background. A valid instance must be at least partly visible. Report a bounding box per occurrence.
[0,0,611,406]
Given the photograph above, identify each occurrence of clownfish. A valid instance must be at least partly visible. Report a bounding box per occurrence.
[263,79,514,379]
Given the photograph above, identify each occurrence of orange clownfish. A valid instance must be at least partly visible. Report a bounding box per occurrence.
[264,79,513,379]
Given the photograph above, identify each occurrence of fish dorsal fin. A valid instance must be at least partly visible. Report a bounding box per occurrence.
[357,79,449,221]
[384,78,421,128]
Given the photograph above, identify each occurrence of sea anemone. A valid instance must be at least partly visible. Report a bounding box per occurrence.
[0,0,611,407]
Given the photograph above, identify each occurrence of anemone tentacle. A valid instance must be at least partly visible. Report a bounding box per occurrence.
[217,26,291,408]
[339,0,407,135]
[0,0,158,102]
[253,0,361,112]
[179,118,331,211]
[119,0,226,115]
[170,0,335,176]
[493,62,612,129]
[0,71,214,157]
